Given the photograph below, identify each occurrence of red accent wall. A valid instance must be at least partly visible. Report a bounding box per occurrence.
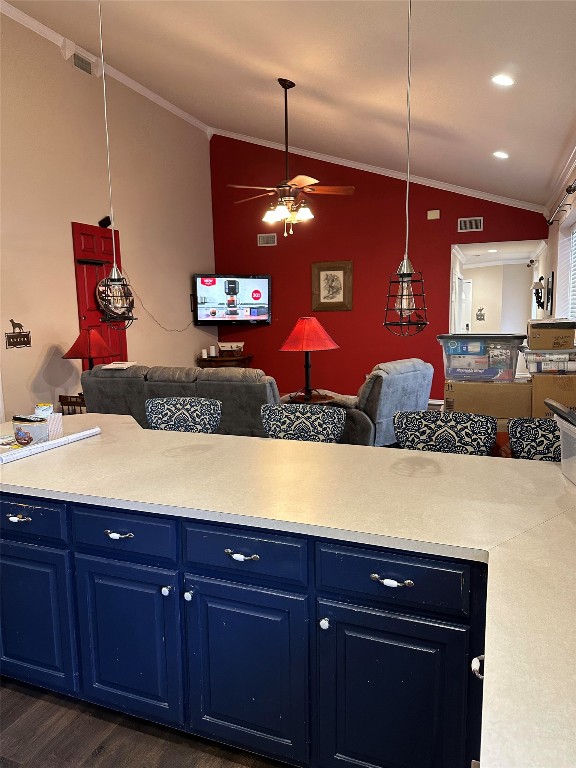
[210,135,548,399]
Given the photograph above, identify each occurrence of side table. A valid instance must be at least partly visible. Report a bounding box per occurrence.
[196,354,253,369]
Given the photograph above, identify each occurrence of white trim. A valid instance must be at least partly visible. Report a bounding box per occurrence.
[213,128,546,213]
[546,144,576,214]
[1,0,211,136]
[0,0,557,213]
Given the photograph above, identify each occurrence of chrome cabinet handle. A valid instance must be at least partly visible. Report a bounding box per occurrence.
[104,529,134,540]
[161,586,172,597]
[6,514,32,523]
[370,573,415,588]
[224,548,260,562]
[319,618,330,630]
[183,590,194,602]
[471,654,485,680]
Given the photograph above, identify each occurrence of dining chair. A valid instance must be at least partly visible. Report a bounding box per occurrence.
[261,403,346,443]
[393,411,497,456]
[507,417,561,461]
[145,397,221,433]
[59,394,87,415]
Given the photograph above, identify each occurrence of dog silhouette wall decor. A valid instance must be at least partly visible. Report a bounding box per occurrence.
[6,319,31,348]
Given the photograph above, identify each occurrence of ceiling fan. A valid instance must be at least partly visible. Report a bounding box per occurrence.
[229,78,355,235]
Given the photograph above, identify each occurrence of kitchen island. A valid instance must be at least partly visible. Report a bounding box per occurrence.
[1,413,575,768]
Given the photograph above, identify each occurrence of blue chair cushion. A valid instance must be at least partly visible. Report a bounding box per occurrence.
[393,411,497,456]
[508,418,561,462]
[145,397,221,433]
[261,404,346,443]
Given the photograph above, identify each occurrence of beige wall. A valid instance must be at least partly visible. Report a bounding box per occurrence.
[468,266,503,333]
[1,18,217,417]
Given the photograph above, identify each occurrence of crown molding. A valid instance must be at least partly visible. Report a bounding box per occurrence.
[213,128,547,215]
[0,0,211,136]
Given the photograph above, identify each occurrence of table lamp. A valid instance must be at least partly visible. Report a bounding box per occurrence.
[280,317,339,401]
[63,328,117,370]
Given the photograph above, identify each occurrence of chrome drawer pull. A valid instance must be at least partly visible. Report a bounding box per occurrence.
[6,514,32,523]
[183,590,194,602]
[160,586,172,597]
[471,654,485,680]
[319,618,330,630]
[224,548,260,562]
[104,529,135,540]
[370,573,415,588]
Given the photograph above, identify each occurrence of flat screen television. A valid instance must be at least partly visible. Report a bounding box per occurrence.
[191,274,271,326]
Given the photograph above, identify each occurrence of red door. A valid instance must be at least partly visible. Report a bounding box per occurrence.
[72,222,128,370]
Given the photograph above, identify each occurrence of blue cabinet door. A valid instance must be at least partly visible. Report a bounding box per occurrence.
[316,599,469,768]
[75,555,183,725]
[185,575,309,763]
[0,540,78,694]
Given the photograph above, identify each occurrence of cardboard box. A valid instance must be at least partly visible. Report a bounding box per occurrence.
[444,377,532,419]
[527,322,576,350]
[444,380,532,419]
[531,374,576,418]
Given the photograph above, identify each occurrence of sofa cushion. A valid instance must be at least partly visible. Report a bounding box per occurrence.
[196,367,267,383]
[81,365,150,428]
[88,364,150,379]
[146,366,200,383]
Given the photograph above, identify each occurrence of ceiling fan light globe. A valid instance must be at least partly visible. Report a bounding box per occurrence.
[262,206,280,223]
[296,204,314,221]
[275,203,290,220]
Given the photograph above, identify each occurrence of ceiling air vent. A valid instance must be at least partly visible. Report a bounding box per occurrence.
[458,217,484,233]
[257,233,277,247]
[73,53,93,75]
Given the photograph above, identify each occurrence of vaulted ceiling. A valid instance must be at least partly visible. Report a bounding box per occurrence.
[6,0,576,212]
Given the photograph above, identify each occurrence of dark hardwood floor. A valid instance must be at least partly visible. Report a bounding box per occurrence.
[0,678,282,768]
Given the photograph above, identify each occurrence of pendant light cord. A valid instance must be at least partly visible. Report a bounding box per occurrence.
[98,0,117,269]
[404,0,412,259]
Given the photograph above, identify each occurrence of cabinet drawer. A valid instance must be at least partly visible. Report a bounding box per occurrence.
[316,543,470,616]
[72,507,178,563]
[0,496,68,544]
[183,523,308,585]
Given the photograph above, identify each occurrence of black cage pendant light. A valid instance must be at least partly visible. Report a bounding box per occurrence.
[384,0,428,337]
[95,0,136,330]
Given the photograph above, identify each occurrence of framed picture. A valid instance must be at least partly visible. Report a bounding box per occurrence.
[311,261,353,311]
[546,272,554,315]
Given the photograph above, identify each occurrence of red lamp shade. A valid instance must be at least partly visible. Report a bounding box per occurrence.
[63,328,116,369]
[280,317,338,401]
[280,317,339,352]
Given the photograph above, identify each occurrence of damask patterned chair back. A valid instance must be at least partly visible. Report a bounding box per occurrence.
[393,411,497,456]
[145,397,221,433]
[261,404,346,443]
[507,418,561,462]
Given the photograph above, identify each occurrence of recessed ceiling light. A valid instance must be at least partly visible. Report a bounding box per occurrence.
[493,151,509,159]
[491,74,515,87]
[487,249,498,253]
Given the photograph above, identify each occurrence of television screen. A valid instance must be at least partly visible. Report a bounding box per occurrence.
[192,274,271,325]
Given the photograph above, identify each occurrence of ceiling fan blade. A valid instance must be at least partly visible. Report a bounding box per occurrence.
[302,185,355,195]
[228,184,277,191]
[234,191,276,204]
[288,175,319,188]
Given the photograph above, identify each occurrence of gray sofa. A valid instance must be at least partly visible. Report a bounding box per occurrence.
[81,364,375,444]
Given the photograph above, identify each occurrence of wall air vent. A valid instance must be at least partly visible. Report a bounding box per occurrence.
[458,217,484,232]
[257,234,277,247]
[73,53,92,75]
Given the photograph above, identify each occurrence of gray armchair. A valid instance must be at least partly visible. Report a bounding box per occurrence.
[321,359,434,446]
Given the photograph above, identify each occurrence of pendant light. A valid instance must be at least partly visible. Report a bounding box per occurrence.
[95,0,136,330]
[384,0,428,336]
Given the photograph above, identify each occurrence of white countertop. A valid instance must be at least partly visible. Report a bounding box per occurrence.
[1,413,575,767]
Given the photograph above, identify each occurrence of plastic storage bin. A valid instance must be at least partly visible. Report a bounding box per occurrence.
[556,416,576,486]
[437,334,526,381]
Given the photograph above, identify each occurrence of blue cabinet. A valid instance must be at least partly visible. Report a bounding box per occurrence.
[0,540,78,694]
[316,599,469,768]
[75,554,184,725]
[184,574,309,763]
